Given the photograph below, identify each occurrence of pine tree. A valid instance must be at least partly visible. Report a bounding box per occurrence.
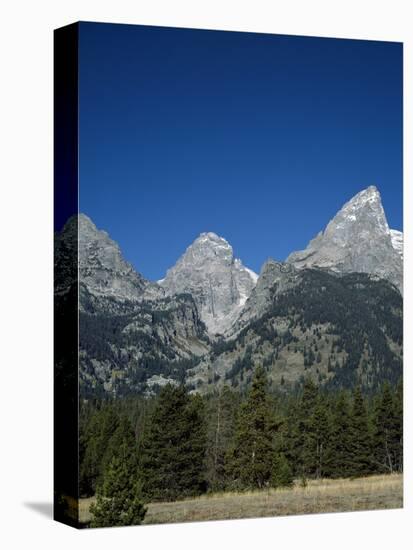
[298,378,319,477]
[139,384,207,501]
[348,386,373,477]
[280,398,302,477]
[372,382,400,473]
[205,386,239,491]
[90,416,146,527]
[99,414,138,477]
[226,366,274,489]
[312,395,331,478]
[272,453,294,488]
[80,404,120,496]
[324,391,352,478]
[394,379,403,472]
[90,451,147,527]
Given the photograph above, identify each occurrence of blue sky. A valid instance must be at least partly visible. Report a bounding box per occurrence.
[78,22,402,281]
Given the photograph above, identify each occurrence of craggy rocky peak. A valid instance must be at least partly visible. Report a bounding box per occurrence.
[78,213,162,302]
[160,232,258,335]
[286,186,403,293]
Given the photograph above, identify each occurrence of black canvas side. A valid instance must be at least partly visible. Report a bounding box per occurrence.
[53,22,80,528]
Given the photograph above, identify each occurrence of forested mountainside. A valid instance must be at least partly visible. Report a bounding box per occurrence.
[79,285,209,397]
[191,269,402,394]
[78,267,402,396]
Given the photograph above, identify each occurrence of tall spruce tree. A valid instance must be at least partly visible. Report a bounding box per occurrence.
[205,385,239,491]
[90,451,147,527]
[90,416,146,527]
[312,395,332,479]
[394,379,403,472]
[272,453,294,488]
[348,385,373,477]
[139,384,207,501]
[80,403,120,496]
[324,391,352,477]
[226,366,274,489]
[372,382,400,473]
[298,378,319,477]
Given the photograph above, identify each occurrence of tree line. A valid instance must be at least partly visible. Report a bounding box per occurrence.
[80,367,403,527]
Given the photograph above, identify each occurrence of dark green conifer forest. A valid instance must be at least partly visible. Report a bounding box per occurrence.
[79,369,403,526]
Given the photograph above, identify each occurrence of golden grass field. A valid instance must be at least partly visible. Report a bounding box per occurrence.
[78,473,402,526]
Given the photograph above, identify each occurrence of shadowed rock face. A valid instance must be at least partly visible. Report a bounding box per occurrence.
[159,232,258,335]
[286,186,403,293]
[230,260,302,334]
[56,215,209,395]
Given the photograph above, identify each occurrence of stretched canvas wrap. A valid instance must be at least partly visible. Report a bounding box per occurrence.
[54,22,403,528]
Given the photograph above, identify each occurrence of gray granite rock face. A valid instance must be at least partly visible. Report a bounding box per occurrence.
[54,215,210,395]
[78,214,163,303]
[390,229,403,261]
[286,186,403,293]
[159,232,258,335]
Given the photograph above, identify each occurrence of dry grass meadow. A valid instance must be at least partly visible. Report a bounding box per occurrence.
[78,473,402,526]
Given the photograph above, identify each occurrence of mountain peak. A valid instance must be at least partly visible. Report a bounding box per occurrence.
[357,184,379,198]
[160,233,257,334]
[78,212,98,230]
[198,231,226,241]
[193,232,233,252]
[287,186,402,292]
[75,213,159,302]
[340,185,384,218]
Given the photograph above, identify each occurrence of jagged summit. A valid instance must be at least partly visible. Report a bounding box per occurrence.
[78,212,96,227]
[198,231,228,241]
[182,232,234,262]
[159,232,258,334]
[345,184,380,204]
[335,185,389,233]
[77,212,162,303]
[286,186,403,292]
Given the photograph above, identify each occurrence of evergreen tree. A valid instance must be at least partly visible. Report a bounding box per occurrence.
[348,386,373,477]
[205,386,239,491]
[80,404,120,496]
[90,415,146,527]
[272,453,294,488]
[394,379,403,472]
[140,384,207,501]
[372,382,400,473]
[90,451,146,527]
[298,378,319,477]
[102,414,137,475]
[226,366,274,489]
[312,395,331,478]
[324,391,352,477]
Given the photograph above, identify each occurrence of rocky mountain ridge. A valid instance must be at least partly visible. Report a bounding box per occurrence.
[78,214,163,304]
[55,185,403,396]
